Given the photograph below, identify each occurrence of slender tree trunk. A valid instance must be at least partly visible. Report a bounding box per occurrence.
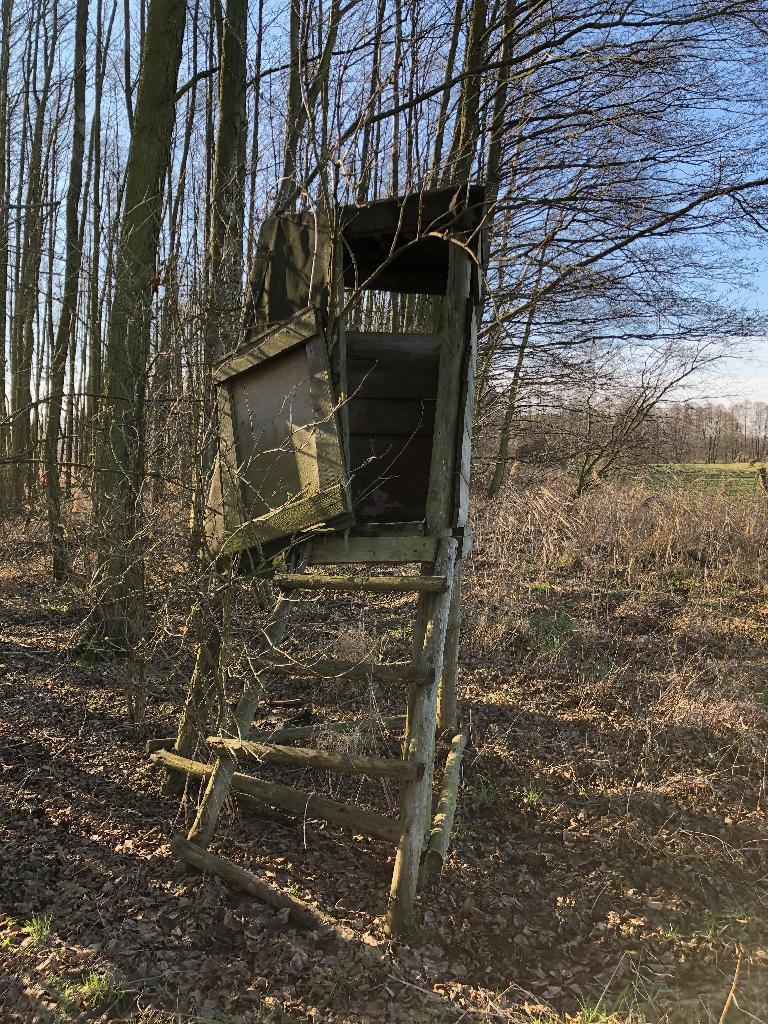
[189,0,248,559]
[245,0,264,269]
[44,0,87,579]
[355,0,385,204]
[0,0,12,497]
[86,0,117,443]
[176,0,248,762]
[10,2,58,505]
[93,0,187,650]
[443,0,486,185]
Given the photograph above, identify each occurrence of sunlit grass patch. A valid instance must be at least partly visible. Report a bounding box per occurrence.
[703,906,750,940]
[22,912,52,945]
[51,970,126,1014]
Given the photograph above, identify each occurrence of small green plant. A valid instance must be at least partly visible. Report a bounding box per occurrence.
[528,608,580,656]
[521,783,543,805]
[572,988,642,1024]
[328,965,354,1000]
[23,912,52,944]
[51,971,124,1013]
[470,775,498,810]
[80,971,122,1007]
[404,918,435,946]
[704,907,749,939]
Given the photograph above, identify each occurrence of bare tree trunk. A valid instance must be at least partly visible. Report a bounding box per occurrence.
[10,2,58,505]
[355,0,385,203]
[85,0,117,445]
[93,0,187,650]
[442,0,486,185]
[44,0,87,579]
[190,0,248,556]
[177,0,248,762]
[0,0,12,497]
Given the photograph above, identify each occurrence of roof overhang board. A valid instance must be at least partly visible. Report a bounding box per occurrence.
[340,185,486,295]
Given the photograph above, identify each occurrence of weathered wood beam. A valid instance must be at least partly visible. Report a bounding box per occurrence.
[421,728,468,881]
[207,736,422,781]
[307,535,438,566]
[386,537,457,935]
[425,247,473,536]
[274,573,447,594]
[171,838,329,929]
[437,559,463,734]
[146,736,175,754]
[152,750,402,842]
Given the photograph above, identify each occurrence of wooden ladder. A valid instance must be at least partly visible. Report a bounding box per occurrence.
[152,529,466,935]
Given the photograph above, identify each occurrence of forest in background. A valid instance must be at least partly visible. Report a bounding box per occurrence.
[2,0,768,569]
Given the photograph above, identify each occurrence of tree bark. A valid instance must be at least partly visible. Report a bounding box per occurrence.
[0,0,12,496]
[93,0,187,649]
[9,2,59,505]
[43,0,87,579]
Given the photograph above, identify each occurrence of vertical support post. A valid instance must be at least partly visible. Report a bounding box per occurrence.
[386,537,457,936]
[185,578,296,850]
[428,244,478,735]
[425,246,472,534]
[437,558,462,733]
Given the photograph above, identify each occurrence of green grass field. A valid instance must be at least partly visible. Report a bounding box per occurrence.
[625,462,766,497]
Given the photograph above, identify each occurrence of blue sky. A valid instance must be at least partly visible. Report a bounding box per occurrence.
[697,256,768,403]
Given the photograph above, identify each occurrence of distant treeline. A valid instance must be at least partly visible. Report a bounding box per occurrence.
[506,400,768,474]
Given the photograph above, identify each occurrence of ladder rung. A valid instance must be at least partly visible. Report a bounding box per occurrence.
[252,655,429,687]
[274,572,447,594]
[151,750,402,842]
[207,736,422,781]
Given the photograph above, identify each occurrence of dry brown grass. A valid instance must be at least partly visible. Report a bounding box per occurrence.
[3,468,768,1023]
[451,468,768,1023]
[464,467,768,665]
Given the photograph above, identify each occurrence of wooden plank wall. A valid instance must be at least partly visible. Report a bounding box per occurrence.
[345,332,440,522]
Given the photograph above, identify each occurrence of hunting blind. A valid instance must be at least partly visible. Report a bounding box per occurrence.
[153,185,486,935]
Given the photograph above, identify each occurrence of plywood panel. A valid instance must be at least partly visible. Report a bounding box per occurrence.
[230,344,318,520]
[344,332,440,523]
[346,333,440,401]
[348,398,434,437]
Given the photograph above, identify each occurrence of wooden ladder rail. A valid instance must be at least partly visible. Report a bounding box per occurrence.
[385,534,457,935]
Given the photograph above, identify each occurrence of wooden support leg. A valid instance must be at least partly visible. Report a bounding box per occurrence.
[437,557,462,735]
[167,570,230,795]
[185,586,294,850]
[173,594,224,761]
[386,537,457,937]
[421,727,468,881]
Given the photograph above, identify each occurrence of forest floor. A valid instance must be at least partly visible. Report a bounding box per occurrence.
[1,471,768,1024]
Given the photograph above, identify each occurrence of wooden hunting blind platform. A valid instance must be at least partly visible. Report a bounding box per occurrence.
[153,184,486,935]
